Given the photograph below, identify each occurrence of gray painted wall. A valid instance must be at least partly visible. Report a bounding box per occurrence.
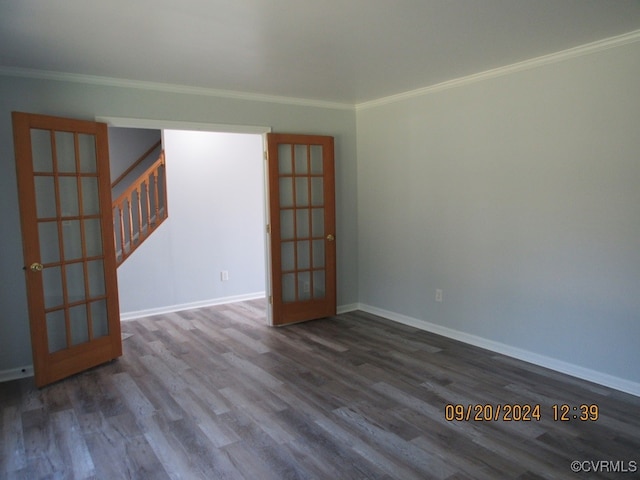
[0,77,358,375]
[109,126,161,179]
[117,130,265,315]
[356,41,640,385]
[109,126,162,200]
[2,39,638,392]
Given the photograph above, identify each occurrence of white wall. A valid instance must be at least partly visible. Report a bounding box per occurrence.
[108,127,162,180]
[0,76,358,378]
[117,130,266,316]
[109,127,162,200]
[356,40,640,392]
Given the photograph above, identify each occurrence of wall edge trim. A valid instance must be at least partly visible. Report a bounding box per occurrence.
[120,292,266,321]
[357,304,640,398]
[337,303,360,314]
[0,66,354,111]
[98,116,272,134]
[356,29,640,110]
[2,30,638,113]
[0,365,34,383]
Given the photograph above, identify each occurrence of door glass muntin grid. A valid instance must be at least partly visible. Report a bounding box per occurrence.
[31,128,109,352]
[278,143,326,303]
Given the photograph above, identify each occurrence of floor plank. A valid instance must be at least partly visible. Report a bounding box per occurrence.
[1,299,639,479]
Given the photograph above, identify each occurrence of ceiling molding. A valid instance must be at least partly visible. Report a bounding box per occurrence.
[356,29,640,111]
[1,29,638,112]
[0,66,354,111]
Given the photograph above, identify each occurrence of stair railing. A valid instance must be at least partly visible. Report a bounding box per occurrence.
[112,151,168,267]
[111,140,161,189]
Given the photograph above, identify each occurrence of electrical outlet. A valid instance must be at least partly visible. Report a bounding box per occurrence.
[221,270,229,281]
[435,289,443,302]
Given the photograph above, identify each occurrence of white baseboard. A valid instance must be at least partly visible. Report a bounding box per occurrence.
[9,302,637,396]
[0,365,34,382]
[120,292,266,321]
[337,303,359,314]
[357,303,640,398]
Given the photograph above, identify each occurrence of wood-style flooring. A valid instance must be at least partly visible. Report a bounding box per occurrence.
[1,299,639,479]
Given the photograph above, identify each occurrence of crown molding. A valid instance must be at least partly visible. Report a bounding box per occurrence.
[0,66,354,111]
[356,29,640,111]
[1,29,638,112]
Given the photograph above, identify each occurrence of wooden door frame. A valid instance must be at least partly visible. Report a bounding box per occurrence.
[266,133,337,326]
[13,112,123,386]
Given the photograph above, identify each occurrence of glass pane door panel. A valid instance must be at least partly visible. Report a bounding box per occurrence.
[38,221,60,264]
[294,145,308,174]
[313,271,326,299]
[81,177,100,215]
[84,219,103,257]
[14,113,123,386]
[34,177,57,218]
[296,209,310,238]
[281,242,295,271]
[59,177,79,217]
[279,178,294,208]
[31,129,53,172]
[298,271,311,301]
[55,132,76,173]
[42,267,64,309]
[78,134,97,173]
[66,262,86,303]
[87,260,105,297]
[278,144,292,174]
[282,273,296,303]
[312,240,325,268]
[63,221,83,260]
[311,178,324,206]
[280,210,294,240]
[91,300,109,338]
[297,241,310,269]
[269,133,334,324]
[311,208,324,237]
[310,145,323,174]
[46,310,67,353]
[295,178,309,206]
[69,305,89,346]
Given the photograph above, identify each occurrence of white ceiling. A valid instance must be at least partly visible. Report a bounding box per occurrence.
[1,0,640,105]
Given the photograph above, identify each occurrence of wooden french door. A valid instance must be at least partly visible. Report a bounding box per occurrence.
[12,112,122,387]
[267,134,336,325]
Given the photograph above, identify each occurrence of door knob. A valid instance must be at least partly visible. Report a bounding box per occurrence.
[30,262,44,272]
[326,234,335,242]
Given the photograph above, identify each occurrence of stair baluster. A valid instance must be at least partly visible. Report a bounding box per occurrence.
[113,152,168,267]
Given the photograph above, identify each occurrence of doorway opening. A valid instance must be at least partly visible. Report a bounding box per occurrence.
[101,118,271,323]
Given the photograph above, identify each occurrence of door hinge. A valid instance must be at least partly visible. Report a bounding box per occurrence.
[269,296,273,305]
[263,151,267,160]
[266,224,271,234]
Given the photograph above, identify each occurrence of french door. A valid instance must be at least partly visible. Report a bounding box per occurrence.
[267,134,336,325]
[12,112,121,387]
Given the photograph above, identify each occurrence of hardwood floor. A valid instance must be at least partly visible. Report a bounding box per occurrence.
[1,299,639,479]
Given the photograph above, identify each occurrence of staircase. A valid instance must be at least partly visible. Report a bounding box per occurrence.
[112,142,168,267]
